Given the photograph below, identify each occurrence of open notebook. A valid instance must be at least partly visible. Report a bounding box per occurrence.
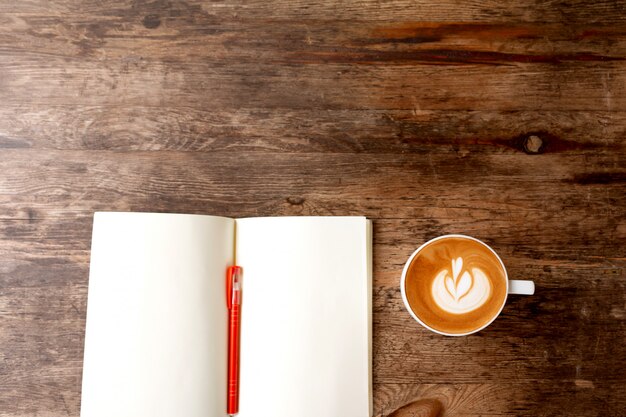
[80,212,372,417]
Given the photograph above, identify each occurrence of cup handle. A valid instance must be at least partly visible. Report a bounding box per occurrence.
[508,280,535,295]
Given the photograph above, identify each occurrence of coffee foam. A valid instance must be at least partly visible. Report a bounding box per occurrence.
[431,260,492,314]
[404,237,507,335]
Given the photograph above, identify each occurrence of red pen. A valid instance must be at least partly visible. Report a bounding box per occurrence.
[226,266,243,416]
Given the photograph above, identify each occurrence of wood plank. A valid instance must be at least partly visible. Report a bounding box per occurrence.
[2,17,625,62]
[0,150,623,225]
[1,17,625,112]
[3,0,626,24]
[1,58,623,111]
[1,106,625,153]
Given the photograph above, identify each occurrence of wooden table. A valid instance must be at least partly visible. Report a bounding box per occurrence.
[1,1,625,416]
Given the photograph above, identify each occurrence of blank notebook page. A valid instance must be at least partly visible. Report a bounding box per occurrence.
[235,217,372,417]
[81,212,234,417]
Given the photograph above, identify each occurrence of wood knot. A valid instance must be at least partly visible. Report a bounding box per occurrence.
[142,14,161,29]
[26,208,38,223]
[523,135,544,154]
[286,196,305,205]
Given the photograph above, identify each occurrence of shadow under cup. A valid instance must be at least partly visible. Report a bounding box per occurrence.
[402,236,508,336]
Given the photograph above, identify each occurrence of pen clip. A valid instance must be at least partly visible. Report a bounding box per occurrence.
[226,266,243,309]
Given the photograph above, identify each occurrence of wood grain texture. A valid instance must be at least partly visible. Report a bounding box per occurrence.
[1,107,625,153]
[3,0,626,24]
[1,14,625,112]
[0,0,625,416]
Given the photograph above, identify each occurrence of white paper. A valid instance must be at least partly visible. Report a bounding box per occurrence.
[80,212,234,417]
[235,217,372,417]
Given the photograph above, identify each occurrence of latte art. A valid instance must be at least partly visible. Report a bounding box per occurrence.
[403,236,508,335]
[431,257,492,314]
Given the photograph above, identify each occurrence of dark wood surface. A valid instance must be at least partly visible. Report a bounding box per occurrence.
[1,1,625,416]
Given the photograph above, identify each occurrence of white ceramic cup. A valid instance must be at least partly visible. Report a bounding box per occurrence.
[400,234,535,336]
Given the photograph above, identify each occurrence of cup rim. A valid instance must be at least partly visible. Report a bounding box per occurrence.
[400,234,509,336]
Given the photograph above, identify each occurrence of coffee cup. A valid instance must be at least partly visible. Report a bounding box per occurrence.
[400,234,534,336]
